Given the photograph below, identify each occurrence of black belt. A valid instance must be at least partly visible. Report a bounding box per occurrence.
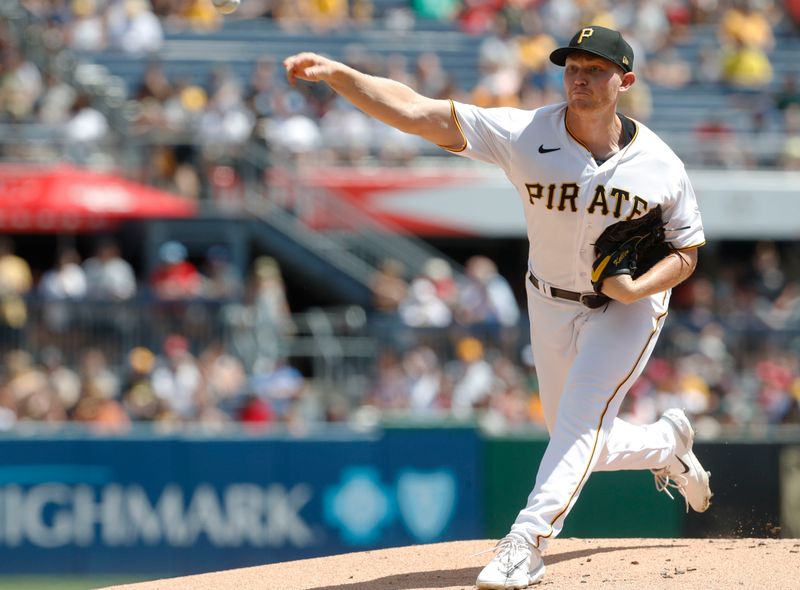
[528,273,609,309]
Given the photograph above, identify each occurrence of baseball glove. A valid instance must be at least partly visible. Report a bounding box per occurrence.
[590,205,674,294]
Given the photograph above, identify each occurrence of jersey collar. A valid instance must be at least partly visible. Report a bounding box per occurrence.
[563,107,639,162]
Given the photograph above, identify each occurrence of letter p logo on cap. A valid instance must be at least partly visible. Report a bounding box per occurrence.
[577,28,594,44]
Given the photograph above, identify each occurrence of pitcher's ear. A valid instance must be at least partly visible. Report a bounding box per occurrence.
[620,71,636,91]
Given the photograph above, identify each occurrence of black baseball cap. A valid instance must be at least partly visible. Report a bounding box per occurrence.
[549,26,634,73]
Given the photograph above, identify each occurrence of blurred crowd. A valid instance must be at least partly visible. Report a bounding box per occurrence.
[0,236,799,434]
[371,255,520,328]
[2,0,800,180]
[0,235,295,335]
[364,241,800,435]
[0,1,799,435]
[0,235,300,432]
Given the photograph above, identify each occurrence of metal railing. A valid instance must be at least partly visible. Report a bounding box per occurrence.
[0,298,376,388]
[246,144,467,283]
[4,295,798,369]
[1,296,799,434]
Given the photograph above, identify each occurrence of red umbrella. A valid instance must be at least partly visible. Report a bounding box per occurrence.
[0,163,197,232]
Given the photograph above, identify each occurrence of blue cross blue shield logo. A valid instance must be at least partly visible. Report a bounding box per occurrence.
[396,468,456,542]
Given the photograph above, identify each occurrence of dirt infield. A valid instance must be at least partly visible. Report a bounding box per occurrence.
[103,538,799,590]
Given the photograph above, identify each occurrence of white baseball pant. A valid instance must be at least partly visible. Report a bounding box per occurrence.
[510,277,677,551]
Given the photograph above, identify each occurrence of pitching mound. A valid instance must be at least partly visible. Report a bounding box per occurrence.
[102,537,799,590]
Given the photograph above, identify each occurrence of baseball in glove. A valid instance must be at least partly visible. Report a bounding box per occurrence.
[590,205,675,294]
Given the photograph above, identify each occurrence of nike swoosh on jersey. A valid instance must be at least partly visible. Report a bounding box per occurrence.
[538,145,561,154]
[677,456,691,474]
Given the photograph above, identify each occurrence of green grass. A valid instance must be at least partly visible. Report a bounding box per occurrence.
[0,577,149,590]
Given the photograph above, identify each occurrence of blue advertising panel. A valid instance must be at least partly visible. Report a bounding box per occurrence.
[0,427,482,575]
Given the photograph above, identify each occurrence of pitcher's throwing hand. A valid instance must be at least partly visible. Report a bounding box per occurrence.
[284,53,339,86]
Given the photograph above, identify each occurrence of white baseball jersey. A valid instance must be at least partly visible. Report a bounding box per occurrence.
[442,100,706,552]
[444,101,705,293]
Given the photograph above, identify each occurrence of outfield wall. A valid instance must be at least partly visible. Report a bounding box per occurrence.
[0,428,794,575]
[0,428,482,575]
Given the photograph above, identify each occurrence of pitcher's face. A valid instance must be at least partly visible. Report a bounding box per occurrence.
[563,52,631,113]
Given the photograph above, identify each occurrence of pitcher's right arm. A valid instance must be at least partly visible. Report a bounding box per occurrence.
[284,52,464,151]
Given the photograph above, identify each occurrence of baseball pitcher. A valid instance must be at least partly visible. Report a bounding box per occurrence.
[285,24,712,590]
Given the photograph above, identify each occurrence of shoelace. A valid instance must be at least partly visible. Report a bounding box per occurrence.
[471,536,530,568]
[493,536,530,575]
[652,468,690,513]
